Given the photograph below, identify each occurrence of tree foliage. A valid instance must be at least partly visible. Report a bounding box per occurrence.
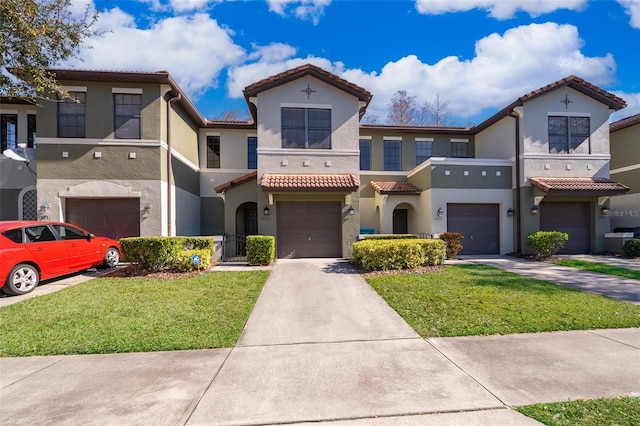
[0,0,100,101]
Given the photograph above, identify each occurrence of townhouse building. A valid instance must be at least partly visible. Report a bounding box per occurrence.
[1,64,633,257]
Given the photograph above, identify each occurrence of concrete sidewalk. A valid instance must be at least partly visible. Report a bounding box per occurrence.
[456,255,640,304]
[1,258,639,425]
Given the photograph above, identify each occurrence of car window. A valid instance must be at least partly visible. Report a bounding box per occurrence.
[53,225,88,240]
[25,226,57,243]
[2,228,23,243]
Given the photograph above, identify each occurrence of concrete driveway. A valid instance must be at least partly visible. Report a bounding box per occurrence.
[1,258,638,425]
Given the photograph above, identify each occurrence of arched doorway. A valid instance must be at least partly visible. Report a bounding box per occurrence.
[236,202,258,236]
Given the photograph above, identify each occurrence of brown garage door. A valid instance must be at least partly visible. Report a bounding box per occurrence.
[277,201,342,258]
[66,198,140,240]
[540,202,590,254]
[447,203,500,255]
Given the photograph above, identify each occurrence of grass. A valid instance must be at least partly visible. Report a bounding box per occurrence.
[0,271,269,357]
[367,264,640,337]
[517,396,640,426]
[554,259,640,280]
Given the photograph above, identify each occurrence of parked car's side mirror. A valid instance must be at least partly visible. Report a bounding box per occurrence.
[87,234,95,240]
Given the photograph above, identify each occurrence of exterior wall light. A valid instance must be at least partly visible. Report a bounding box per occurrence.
[600,206,610,215]
[437,207,444,217]
[144,202,153,212]
[263,206,270,216]
[507,208,515,217]
[531,205,540,215]
[348,207,355,215]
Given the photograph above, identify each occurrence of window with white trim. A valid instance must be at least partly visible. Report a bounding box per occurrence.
[1,114,17,151]
[207,136,220,168]
[58,91,86,138]
[416,140,433,165]
[548,116,590,154]
[281,107,331,149]
[359,139,371,170]
[114,93,142,139]
[384,140,402,171]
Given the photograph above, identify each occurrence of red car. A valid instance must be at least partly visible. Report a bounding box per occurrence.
[0,221,121,296]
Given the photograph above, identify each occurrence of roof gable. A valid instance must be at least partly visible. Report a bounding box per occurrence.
[473,76,627,133]
[610,113,640,132]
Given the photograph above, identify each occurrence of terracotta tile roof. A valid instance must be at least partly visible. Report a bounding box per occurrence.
[214,171,257,193]
[610,113,640,132]
[370,181,421,195]
[529,177,630,194]
[244,64,372,102]
[261,173,359,192]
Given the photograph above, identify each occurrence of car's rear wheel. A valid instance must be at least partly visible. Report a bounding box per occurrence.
[104,247,120,268]
[3,264,39,295]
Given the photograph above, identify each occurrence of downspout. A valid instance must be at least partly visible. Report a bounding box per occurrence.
[509,111,522,254]
[166,92,182,236]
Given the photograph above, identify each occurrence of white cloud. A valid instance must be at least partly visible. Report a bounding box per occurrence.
[415,0,587,19]
[66,9,245,100]
[266,0,331,24]
[247,43,298,62]
[226,22,617,123]
[611,91,640,122]
[617,0,640,29]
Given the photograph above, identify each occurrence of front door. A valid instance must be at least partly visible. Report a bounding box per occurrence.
[393,209,408,234]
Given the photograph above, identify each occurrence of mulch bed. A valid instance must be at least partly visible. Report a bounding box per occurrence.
[100,264,214,280]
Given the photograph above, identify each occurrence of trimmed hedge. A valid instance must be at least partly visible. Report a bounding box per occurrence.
[623,239,640,257]
[120,236,214,271]
[527,231,568,259]
[351,238,446,271]
[175,249,212,272]
[247,235,275,266]
[362,234,419,240]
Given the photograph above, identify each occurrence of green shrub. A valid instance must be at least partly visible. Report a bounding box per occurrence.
[439,232,464,258]
[416,239,447,265]
[120,236,214,271]
[623,239,640,257]
[527,231,569,259]
[174,250,212,272]
[351,238,446,271]
[247,235,275,266]
[120,237,182,270]
[362,234,419,240]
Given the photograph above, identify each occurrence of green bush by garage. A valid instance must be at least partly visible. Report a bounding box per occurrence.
[351,238,446,271]
[120,236,214,271]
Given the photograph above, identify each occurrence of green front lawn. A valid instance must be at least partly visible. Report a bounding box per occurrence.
[367,264,640,337]
[0,271,269,357]
[554,259,640,280]
[517,396,640,426]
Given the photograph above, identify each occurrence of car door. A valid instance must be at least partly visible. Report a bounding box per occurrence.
[24,225,70,277]
[52,224,101,270]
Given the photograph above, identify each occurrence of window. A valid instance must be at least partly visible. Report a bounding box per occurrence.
[1,114,17,152]
[27,114,36,148]
[114,93,141,139]
[2,228,23,244]
[416,141,433,165]
[359,139,371,170]
[281,107,331,149]
[384,140,402,171]
[548,116,590,153]
[248,136,257,169]
[207,136,220,168]
[52,224,87,240]
[451,142,468,158]
[58,91,85,138]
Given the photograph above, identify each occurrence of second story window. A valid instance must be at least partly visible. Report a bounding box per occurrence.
[359,139,371,170]
[207,136,220,168]
[1,114,17,152]
[416,140,433,165]
[282,107,331,149]
[58,91,85,138]
[248,136,257,169]
[451,141,468,158]
[384,140,402,171]
[27,114,36,148]
[548,116,590,154]
[114,93,141,139]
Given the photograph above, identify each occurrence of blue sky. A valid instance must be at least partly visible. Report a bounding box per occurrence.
[68,0,640,124]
